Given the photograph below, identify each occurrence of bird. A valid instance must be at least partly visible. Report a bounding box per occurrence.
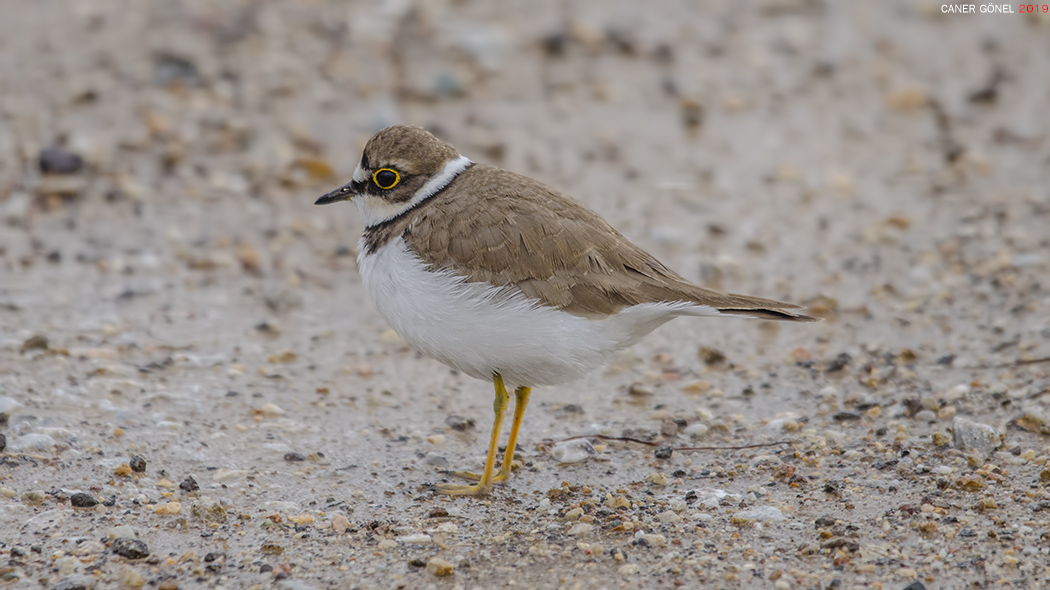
[316,125,816,495]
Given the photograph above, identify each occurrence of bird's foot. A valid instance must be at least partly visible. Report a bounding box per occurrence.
[435,481,493,496]
[449,460,521,484]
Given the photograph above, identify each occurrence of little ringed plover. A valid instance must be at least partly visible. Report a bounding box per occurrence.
[317,125,816,496]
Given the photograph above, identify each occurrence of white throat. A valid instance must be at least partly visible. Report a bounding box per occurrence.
[354,155,472,227]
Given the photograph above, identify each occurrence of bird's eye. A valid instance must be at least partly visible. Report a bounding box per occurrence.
[373,169,400,190]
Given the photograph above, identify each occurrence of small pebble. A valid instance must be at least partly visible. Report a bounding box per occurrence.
[178,476,199,493]
[117,565,145,588]
[424,452,450,466]
[259,403,284,417]
[22,490,46,505]
[73,541,106,556]
[567,522,594,535]
[69,492,98,508]
[39,147,84,174]
[684,423,709,437]
[628,382,653,396]
[550,439,596,463]
[129,455,147,472]
[656,510,680,524]
[654,446,673,459]
[952,417,1002,454]
[331,514,350,533]
[284,452,306,462]
[644,472,667,486]
[634,532,667,547]
[732,506,786,523]
[154,502,182,515]
[445,415,475,431]
[618,564,640,576]
[107,525,135,539]
[426,557,455,576]
[8,433,55,452]
[51,574,95,590]
[112,537,150,559]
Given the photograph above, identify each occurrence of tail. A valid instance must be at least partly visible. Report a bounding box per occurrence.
[676,289,821,322]
[716,306,820,322]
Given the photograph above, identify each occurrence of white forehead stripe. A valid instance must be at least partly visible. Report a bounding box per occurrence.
[352,164,368,183]
[357,155,472,228]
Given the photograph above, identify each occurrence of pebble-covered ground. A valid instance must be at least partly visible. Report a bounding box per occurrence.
[2,1,1049,589]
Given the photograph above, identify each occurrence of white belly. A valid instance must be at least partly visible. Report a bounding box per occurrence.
[357,237,719,387]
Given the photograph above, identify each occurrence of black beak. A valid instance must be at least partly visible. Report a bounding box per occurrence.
[315,180,362,205]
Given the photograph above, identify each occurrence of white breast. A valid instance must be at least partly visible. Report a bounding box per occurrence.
[357,237,721,388]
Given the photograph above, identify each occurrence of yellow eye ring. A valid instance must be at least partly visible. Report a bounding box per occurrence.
[373,168,400,190]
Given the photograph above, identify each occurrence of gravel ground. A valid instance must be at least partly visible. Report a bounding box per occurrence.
[2,1,1049,589]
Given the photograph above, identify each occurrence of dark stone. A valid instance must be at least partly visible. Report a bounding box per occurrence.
[445,415,475,431]
[654,447,674,460]
[814,515,837,528]
[409,557,427,567]
[178,476,199,493]
[153,52,200,86]
[283,452,306,462]
[112,537,149,559]
[0,432,5,453]
[832,411,862,422]
[259,564,273,573]
[39,147,84,174]
[820,538,859,552]
[902,583,927,590]
[825,353,851,372]
[20,335,49,354]
[204,552,223,562]
[823,481,840,494]
[541,32,570,57]
[129,455,147,473]
[69,492,98,508]
[428,507,449,518]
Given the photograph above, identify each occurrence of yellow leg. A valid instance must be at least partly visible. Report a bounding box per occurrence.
[437,374,509,496]
[492,386,530,483]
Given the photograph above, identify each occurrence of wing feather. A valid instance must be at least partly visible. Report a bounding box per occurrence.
[402,164,816,322]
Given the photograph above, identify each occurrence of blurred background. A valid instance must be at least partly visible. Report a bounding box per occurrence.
[2,1,1049,588]
[3,0,1047,366]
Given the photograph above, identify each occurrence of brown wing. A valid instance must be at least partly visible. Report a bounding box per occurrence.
[403,164,816,322]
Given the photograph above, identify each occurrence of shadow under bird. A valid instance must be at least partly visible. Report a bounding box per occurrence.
[316,125,816,495]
